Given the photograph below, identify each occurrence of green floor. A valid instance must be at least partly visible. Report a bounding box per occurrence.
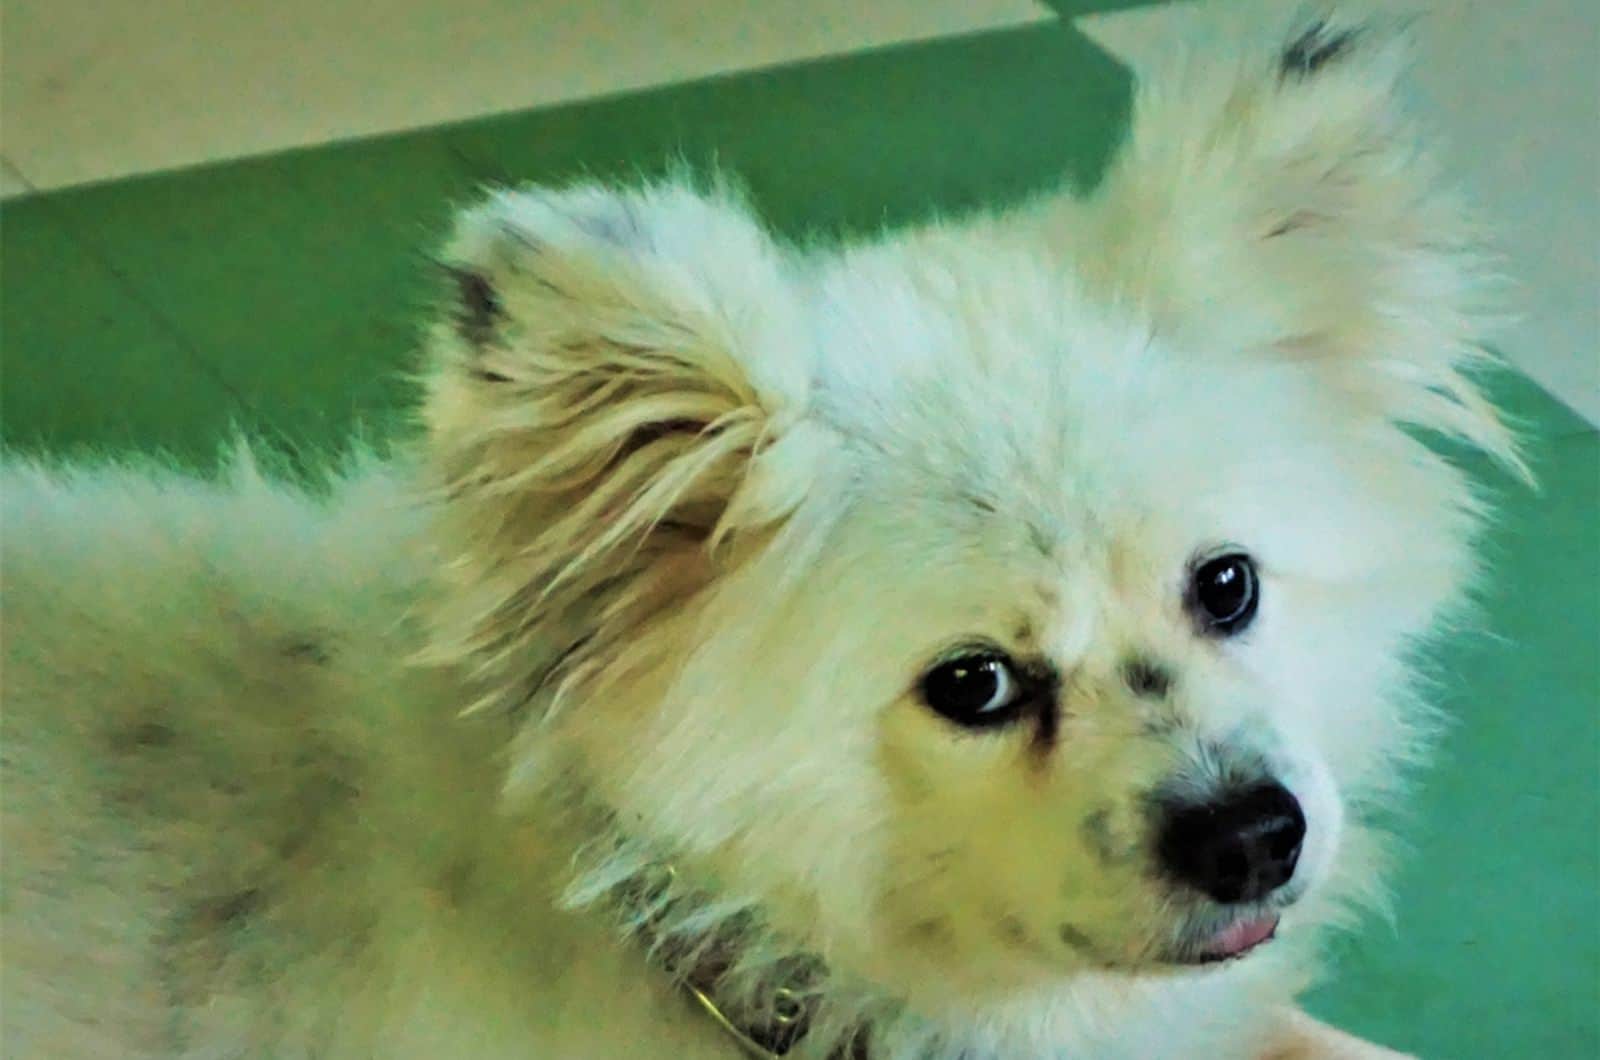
[2,14,1596,1057]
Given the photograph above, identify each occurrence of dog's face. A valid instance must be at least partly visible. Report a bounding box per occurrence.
[421,17,1517,1004]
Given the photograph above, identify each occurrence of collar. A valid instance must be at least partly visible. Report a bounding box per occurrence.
[681,974,871,1060]
[546,790,884,1059]
[655,907,862,1058]
[682,976,807,1058]
[590,859,871,1059]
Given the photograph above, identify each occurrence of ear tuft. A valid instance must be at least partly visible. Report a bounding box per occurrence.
[1278,16,1365,80]
[415,178,826,716]
[443,265,505,353]
[1052,7,1524,475]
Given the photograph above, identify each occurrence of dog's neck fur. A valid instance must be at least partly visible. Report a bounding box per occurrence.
[544,779,912,1059]
[526,767,1275,1060]
[548,802,1293,1060]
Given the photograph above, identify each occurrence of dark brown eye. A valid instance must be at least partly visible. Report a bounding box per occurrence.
[1190,553,1259,635]
[920,652,1026,728]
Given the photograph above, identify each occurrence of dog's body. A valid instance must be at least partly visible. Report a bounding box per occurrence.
[2,14,1517,1058]
[0,461,745,1057]
[0,462,1387,1059]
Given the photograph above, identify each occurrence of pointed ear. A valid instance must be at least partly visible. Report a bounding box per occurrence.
[1062,11,1522,472]
[418,179,829,714]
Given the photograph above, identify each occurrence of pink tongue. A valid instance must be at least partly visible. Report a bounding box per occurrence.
[1205,914,1279,958]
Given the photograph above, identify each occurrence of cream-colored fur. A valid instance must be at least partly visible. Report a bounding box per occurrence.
[1,11,1519,1058]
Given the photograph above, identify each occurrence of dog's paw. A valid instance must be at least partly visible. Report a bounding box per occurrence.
[1259,1009,1416,1060]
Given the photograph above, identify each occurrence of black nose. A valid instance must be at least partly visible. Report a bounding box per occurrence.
[1157,782,1306,904]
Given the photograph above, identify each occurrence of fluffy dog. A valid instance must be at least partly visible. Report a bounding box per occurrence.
[1,13,1522,1058]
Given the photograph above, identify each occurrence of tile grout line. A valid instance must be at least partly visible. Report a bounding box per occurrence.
[15,193,266,432]
[2,157,40,199]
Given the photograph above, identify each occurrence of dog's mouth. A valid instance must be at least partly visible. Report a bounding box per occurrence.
[1167,912,1280,966]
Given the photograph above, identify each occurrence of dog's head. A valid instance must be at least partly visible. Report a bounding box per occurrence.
[419,14,1519,1007]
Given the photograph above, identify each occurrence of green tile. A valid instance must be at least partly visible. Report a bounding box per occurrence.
[9,137,479,462]
[443,21,1129,240]
[1307,413,1600,1056]
[0,199,246,467]
[1039,0,1172,15]
[1488,356,1596,441]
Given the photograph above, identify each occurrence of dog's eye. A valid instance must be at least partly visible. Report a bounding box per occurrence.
[1189,553,1259,635]
[920,652,1027,727]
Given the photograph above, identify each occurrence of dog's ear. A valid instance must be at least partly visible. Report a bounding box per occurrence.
[418,180,828,715]
[1060,10,1523,472]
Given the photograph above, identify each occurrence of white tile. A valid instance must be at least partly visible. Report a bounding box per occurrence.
[1409,0,1600,429]
[1,0,1051,194]
[1080,0,1600,429]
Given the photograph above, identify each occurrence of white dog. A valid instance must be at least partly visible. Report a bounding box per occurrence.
[1,12,1523,1058]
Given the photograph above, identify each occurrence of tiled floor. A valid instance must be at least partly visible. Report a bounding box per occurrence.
[0,0,1051,193]
[7,0,1594,429]
[2,3,1595,1056]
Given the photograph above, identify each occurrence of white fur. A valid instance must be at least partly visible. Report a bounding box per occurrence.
[1,12,1516,1058]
